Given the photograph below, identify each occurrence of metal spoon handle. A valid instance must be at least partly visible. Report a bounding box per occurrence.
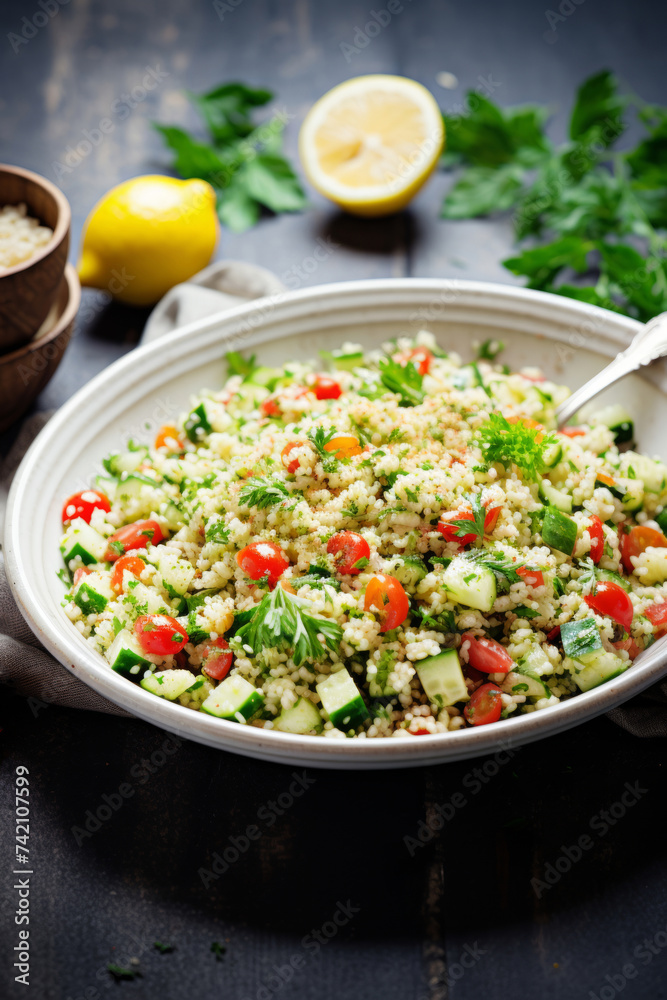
[556,311,667,428]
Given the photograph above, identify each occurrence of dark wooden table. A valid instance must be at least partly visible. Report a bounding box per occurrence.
[1,1,666,997]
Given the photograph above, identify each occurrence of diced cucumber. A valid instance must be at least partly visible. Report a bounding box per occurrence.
[390,555,427,590]
[93,474,118,501]
[560,618,602,659]
[73,571,114,615]
[316,668,369,730]
[595,474,625,500]
[157,549,195,597]
[542,508,577,555]
[618,479,643,512]
[596,568,631,592]
[502,670,549,698]
[107,629,152,680]
[542,442,563,468]
[417,648,468,708]
[275,697,323,734]
[518,644,554,676]
[103,447,149,476]
[567,647,628,692]
[591,404,634,444]
[61,518,108,566]
[124,581,170,615]
[366,655,397,698]
[443,556,497,612]
[115,472,162,504]
[184,402,212,443]
[539,480,573,513]
[320,348,364,371]
[159,501,185,533]
[248,366,281,390]
[621,453,667,494]
[201,675,264,722]
[141,669,197,700]
[178,674,211,707]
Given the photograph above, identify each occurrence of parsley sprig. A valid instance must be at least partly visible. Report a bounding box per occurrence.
[447,493,486,543]
[238,475,295,510]
[306,425,340,473]
[378,356,425,406]
[236,585,343,666]
[476,413,558,481]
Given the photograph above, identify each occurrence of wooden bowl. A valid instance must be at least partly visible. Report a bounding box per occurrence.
[0,264,80,432]
[0,164,71,353]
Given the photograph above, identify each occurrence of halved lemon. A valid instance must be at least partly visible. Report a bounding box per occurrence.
[299,75,445,217]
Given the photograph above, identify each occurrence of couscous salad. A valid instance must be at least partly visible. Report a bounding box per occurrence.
[59,333,667,738]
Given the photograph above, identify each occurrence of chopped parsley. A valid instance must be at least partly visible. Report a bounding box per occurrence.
[387,427,405,444]
[513,605,540,619]
[205,518,231,544]
[107,964,141,982]
[236,585,343,666]
[225,350,258,381]
[238,475,294,510]
[306,425,339,472]
[154,941,175,954]
[342,501,360,518]
[446,492,486,543]
[476,412,558,481]
[477,338,505,361]
[378,356,425,406]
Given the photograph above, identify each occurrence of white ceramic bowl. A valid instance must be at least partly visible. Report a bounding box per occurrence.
[5,279,667,769]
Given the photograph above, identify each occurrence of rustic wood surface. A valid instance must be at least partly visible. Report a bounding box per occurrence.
[1,1,666,997]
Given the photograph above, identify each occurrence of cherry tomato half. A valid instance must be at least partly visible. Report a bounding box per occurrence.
[73,566,92,586]
[154,424,184,452]
[236,541,290,589]
[327,531,370,575]
[585,581,634,633]
[620,525,667,574]
[612,636,643,660]
[587,514,605,564]
[201,637,233,681]
[110,555,146,593]
[323,435,363,459]
[560,426,586,438]
[312,376,343,401]
[461,632,513,675]
[364,574,409,632]
[281,441,302,473]
[62,489,111,525]
[260,397,281,418]
[134,614,188,656]
[644,600,667,637]
[516,565,544,588]
[105,519,164,561]
[464,683,503,726]
[437,503,500,546]
[395,346,433,376]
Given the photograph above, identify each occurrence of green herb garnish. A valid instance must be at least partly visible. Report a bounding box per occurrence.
[476,413,558,481]
[236,585,343,666]
[378,356,425,406]
[238,475,293,510]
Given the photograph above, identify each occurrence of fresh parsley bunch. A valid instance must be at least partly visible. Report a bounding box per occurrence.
[476,413,558,481]
[441,71,667,320]
[154,81,306,232]
[235,585,343,666]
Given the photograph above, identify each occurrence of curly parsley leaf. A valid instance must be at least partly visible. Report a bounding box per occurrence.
[306,425,340,473]
[378,357,425,406]
[205,517,231,544]
[236,585,343,666]
[238,475,294,510]
[447,492,487,543]
[476,413,558,481]
[464,548,524,594]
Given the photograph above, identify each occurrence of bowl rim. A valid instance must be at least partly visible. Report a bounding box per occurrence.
[0,264,81,366]
[0,163,71,278]
[5,276,667,767]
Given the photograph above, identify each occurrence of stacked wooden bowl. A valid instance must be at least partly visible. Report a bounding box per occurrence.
[0,164,80,431]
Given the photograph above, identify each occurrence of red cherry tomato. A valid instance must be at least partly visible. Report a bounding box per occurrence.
[620,525,667,574]
[154,424,184,452]
[585,581,634,633]
[559,426,586,438]
[588,514,605,564]
[110,555,146,593]
[644,600,667,636]
[461,632,513,675]
[260,397,281,418]
[327,531,371,575]
[104,519,164,561]
[410,726,433,736]
[464,683,503,726]
[364,574,409,632]
[201,637,233,681]
[236,541,290,589]
[281,441,302,473]
[134,614,188,656]
[62,489,111,525]
[73,566,92,586]
[312,375,343,400]
[516,565,544,588]
[437,503,500,546]
[612,636,643,660]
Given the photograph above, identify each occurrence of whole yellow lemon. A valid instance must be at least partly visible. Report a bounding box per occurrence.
[77,175,219,306]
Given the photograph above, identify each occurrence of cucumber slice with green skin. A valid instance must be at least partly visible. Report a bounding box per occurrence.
[184,402,213,443]
[595,475,625,500]
[560,618,602,659]
[103,447,149,476]
[275,697,323,734]
[320,349,364,371]
[61,518,108,566]
[115,472,162,503]
[141,669,196,700]
[73,572,113,614]
[656,509,667,535]
[107,630,152,680]
[316,668,369,730]
[542,442,563,468]
[618,479,643,512]
[518,645,553,676]
[567,648,628,692]
[542,508,577,555]
[417,649,468,708]
[539,480,573,513]
[159,501,185,533]
[502,670,549,698]
[596,568,631,592]
[201,675,264,722]
[248,366,282,390]
[390,555,427,590]
[443,556,497,612]
[157,550,195,597]
[591,404,634,444]
[93,474,118,501]
[622,453,667,494]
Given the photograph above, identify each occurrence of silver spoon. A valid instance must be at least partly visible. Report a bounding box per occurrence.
[556,311,667,428]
